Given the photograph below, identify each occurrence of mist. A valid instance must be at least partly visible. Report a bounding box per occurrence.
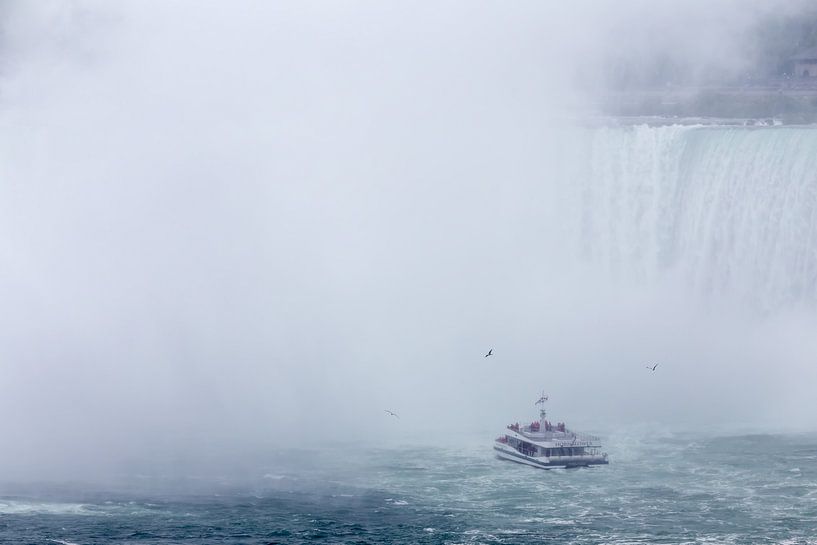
[1,1,816,482]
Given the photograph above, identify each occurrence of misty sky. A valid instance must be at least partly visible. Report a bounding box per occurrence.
[1,1,816,479]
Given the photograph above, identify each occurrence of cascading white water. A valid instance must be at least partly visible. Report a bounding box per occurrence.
[560,125,817,312]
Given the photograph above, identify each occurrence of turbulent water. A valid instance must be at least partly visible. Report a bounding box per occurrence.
[1,432,816,544]
[560,125,817,311]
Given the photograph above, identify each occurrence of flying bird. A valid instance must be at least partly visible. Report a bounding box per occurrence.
[384,410,400,418]
[485,349,493,358]
[646,363,659,371]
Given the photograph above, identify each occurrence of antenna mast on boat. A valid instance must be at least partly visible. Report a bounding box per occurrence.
[535,391,548,427]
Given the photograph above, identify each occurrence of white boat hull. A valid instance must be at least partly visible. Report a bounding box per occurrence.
[494,443,608,469]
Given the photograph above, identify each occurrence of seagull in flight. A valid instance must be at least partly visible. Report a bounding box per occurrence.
[384,410,400,418]
[646,363,659,372]
[484,348,493,358]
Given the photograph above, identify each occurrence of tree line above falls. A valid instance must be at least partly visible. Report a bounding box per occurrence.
[595,6,817,121]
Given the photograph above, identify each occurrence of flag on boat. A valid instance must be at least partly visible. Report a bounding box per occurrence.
[535,394,548,405]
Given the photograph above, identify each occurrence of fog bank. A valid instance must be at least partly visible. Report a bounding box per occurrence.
[1,1,816,480]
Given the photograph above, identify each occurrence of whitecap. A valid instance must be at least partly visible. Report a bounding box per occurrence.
[497,528,527,534]
[0,501,89,516]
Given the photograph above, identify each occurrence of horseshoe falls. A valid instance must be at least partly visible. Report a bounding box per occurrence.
[557,125,817,313]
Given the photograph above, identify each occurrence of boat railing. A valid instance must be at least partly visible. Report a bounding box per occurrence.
[571,432,601,442]
[522,430,602,443]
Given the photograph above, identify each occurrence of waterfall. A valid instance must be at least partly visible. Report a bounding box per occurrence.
[561,125,817,311]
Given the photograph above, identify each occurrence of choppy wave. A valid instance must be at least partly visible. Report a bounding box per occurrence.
[0,500,90,516]
[3,432,814,544]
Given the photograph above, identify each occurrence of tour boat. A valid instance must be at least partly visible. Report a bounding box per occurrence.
[494,393,608,469]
